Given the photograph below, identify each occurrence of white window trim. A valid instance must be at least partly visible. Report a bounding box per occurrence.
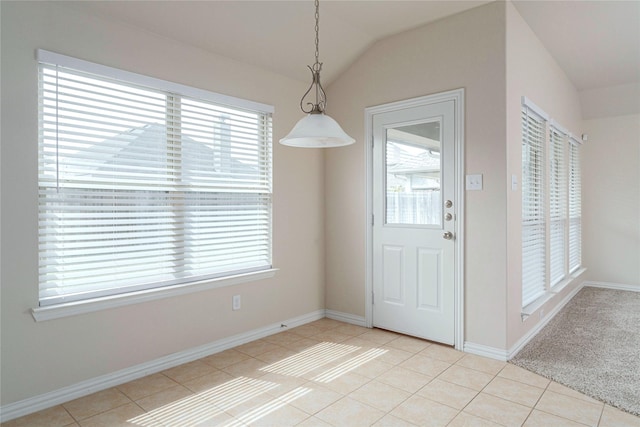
[35,49,275,314]
[36,50,274,114]
[522,96,549,121]
[32,268,279,322]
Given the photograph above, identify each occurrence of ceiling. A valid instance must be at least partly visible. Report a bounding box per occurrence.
[62,0,640,93]
[512,0,640,91]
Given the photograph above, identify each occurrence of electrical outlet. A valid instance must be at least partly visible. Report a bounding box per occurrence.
[232,295,241,311]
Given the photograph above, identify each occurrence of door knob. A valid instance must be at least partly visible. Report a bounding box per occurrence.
[445,200,453,208]
[443,231,454,240]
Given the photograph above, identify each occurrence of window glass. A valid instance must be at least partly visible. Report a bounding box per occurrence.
[385,122,442,226]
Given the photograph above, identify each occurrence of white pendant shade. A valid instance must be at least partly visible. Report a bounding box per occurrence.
[280,113,355,148]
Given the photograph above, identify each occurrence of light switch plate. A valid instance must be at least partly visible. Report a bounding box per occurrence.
[466,174,483,191]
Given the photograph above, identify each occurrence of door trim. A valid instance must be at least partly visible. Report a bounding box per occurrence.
[364,89,465,350]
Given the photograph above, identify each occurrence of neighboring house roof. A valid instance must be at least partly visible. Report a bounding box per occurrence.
[386,138,441,192]
[72,123,259,185]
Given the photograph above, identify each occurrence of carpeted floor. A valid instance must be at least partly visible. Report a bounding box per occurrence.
[510,286,640,416]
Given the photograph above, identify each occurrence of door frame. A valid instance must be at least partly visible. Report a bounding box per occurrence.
[364,89,465,350]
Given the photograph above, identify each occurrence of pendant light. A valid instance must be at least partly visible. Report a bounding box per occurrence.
[280,0,355,148]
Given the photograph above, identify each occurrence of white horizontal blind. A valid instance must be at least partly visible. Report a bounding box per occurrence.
[549,126,566,286]
[522,106,546,307]
[38,57,272,306]
[568,139,582,272]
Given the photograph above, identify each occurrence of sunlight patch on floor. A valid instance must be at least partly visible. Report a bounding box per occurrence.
[128,341,389,426]
[128,376,278,426]
[260,342,360,377]
[312,348,388,383]
[223,387,312,427]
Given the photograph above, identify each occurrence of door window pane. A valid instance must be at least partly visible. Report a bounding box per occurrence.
[385,122,441,226]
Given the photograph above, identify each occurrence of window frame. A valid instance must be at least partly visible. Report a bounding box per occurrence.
[33,50,276,320]
[548,123,568,287]
[521,101,548,307]
[568,137,582,273]
[521,97,583,312]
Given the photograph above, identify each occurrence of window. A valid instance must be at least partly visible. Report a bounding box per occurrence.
[37,50,273,307]
[568,139,582,272]
[549,125,567,286]
[521,104,547,307]
[521,97,582,309]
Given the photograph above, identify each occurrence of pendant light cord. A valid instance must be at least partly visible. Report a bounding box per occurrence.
[314,0,320,68]
[300,0,327,114]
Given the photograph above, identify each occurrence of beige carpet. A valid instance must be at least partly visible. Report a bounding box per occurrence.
[510,286,640,416]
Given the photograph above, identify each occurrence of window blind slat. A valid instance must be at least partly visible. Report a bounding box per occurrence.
[38,57,273,306]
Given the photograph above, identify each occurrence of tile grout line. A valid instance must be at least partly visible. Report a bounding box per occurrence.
[535,380,599,427]
[311,328,442,426]
[61,405,77,425]
[519,370,553,426]
[449,365,504,426]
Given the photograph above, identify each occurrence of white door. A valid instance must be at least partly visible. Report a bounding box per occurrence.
[372,100,457,345]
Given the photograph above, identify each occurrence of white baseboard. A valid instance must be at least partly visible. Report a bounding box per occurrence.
[465,281,588,362]
[507,282,584,360]
[325,310,367,327]
[584,281,640,292]
[0,309,325,423]
[463,342,508,361]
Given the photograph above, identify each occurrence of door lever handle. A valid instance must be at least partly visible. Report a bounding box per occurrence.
[443,231,454,240]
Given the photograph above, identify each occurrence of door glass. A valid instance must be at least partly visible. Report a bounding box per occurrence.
[385,121,442,226]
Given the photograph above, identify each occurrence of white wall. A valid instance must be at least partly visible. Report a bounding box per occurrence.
[505,2,584,350]
[582,114,640,287]
[325,2,509,350]
[580,83,640,120]
[324,0,592,354]
[0,1,325,406]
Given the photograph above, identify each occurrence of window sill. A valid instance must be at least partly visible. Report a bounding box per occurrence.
[521,267,587,321]
[31,268,279,322]
[551,267,586,294]
[521,292,555,320]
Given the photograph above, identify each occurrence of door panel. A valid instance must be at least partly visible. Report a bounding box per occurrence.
[417,247,441,310]
[382,245,404,304]
[372,100,456,345]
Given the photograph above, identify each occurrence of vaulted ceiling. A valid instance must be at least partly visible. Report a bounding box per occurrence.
[62,1,640,93]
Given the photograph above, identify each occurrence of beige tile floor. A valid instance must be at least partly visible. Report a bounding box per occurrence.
[4,318,640,427]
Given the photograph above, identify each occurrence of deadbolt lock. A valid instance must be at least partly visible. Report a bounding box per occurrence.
[445,200,453,208]
[445,213,453,221]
